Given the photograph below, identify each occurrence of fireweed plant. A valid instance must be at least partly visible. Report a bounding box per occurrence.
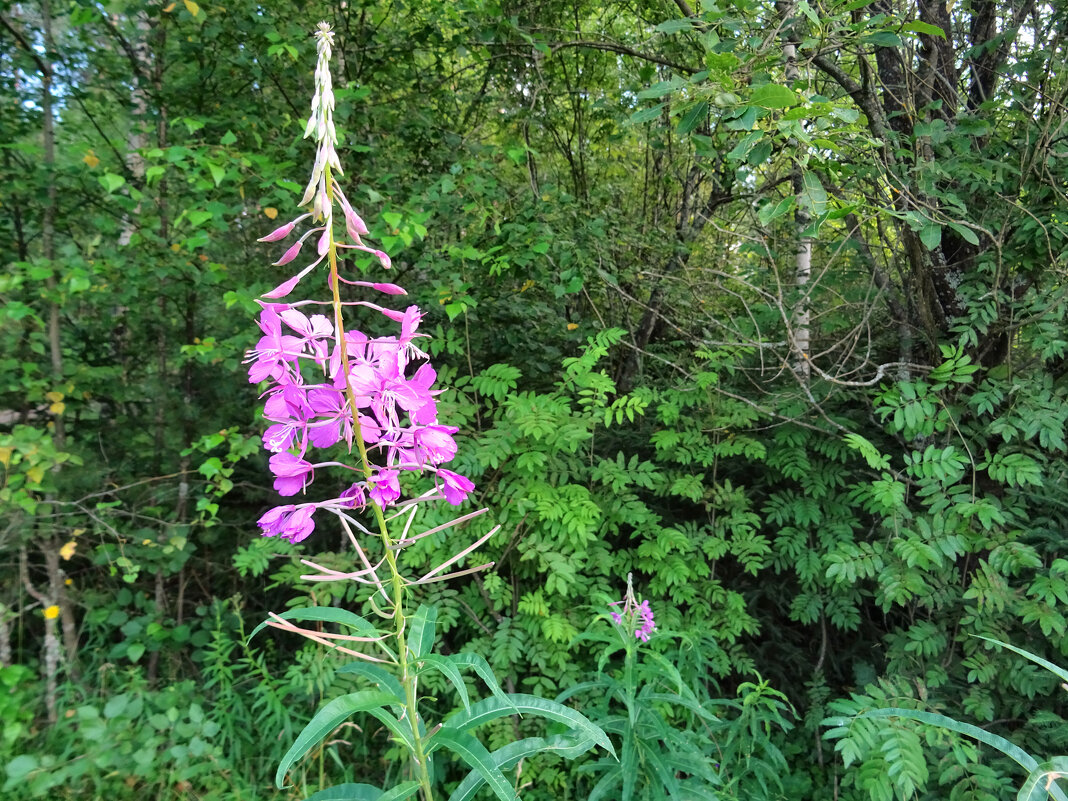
[563,580,792,800]
[243,23,613,801]
[609,574,656,643]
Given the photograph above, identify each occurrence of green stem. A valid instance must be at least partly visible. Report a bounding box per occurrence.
[322,166,435,801]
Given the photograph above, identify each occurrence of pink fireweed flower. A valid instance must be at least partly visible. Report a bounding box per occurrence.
[262,382,313,452]
[610,574,656,643]
[269,452,315,496]
[437,469,474,506]
[258,504,316,543]
[339,482,367,509]
[249,22,477,547]
[368,468,401,507]
[246,308,303,384]
[635,600,656,642]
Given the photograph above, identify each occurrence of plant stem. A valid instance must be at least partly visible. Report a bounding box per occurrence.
[323,167,435,801]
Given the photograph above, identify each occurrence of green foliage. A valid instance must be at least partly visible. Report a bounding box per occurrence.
[3,0,1068,799]
[559,617,793,801]
[824,641,1068,801]
[2,678,236,800]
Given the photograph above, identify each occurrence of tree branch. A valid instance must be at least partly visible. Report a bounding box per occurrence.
[550,40,696,75]
[0,14,51,76]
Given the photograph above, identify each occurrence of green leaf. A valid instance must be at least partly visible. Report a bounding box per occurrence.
[99,173,125,193]
[851,708,1038,774]
[976,637,1068,686]
[220,129,237,146]
[864,31,903,47]
[655,19,693,33]
[629,103,666,124]
[303,783,385,801]
[799,171,828,216]
[430,729,517,801]
[208,163,225,186]
[186,210,213,228]
[919,223,941,250]
[408,604,437,659]
[588,772,622,801]
[902,21,946,38]
[377,784,423,801]
[4,755,39,781]
[444,694,615,758]
[1018,758,1068,801]
[750,84,798,109]
[759,195,795,226]
[248,606,383,645]
[449,735,596,801]
[641,743,683,799]
[747,139,773,166]
[843,433,890,470]
[336,663,405,704]
[947,221,981,246]
[417,654,471,712]
[636,78,686,100]
[366,707,416,752]
[276,691,396,788]
[448,653,514,707]
[305,784,420,801]
[830,106,860,124]
[677,101,708,134]
[726,106,758,131]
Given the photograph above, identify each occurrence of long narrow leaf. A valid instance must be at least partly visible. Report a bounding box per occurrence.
[432,728,517,801]
[378,782,423,801]
[555,679,615,704]
[854,708,1038,773]
[621,732,637,801]
[641,691,721,722]
[276,691,396,788]
[642,650,688,694]
[249,606,382,643]
[449,652,515,709]
[417,654,470,712]
[303,783,383,801]
[677,783,721,801]
[448,734,596,801]
[444,693,615,758]
[366,707,417,752]
[977,637,1068,686]
[641,741,684,799]
[337,663,405,704]
[1018,758,1068,801]
[408,604,437,659]
[588,770,622,801]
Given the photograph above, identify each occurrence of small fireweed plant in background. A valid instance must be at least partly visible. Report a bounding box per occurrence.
[241,23,613,801]
[558,575,795,801]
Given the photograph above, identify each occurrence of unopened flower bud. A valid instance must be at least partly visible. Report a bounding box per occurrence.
[259,220,298,243]
[274,239,304,266]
